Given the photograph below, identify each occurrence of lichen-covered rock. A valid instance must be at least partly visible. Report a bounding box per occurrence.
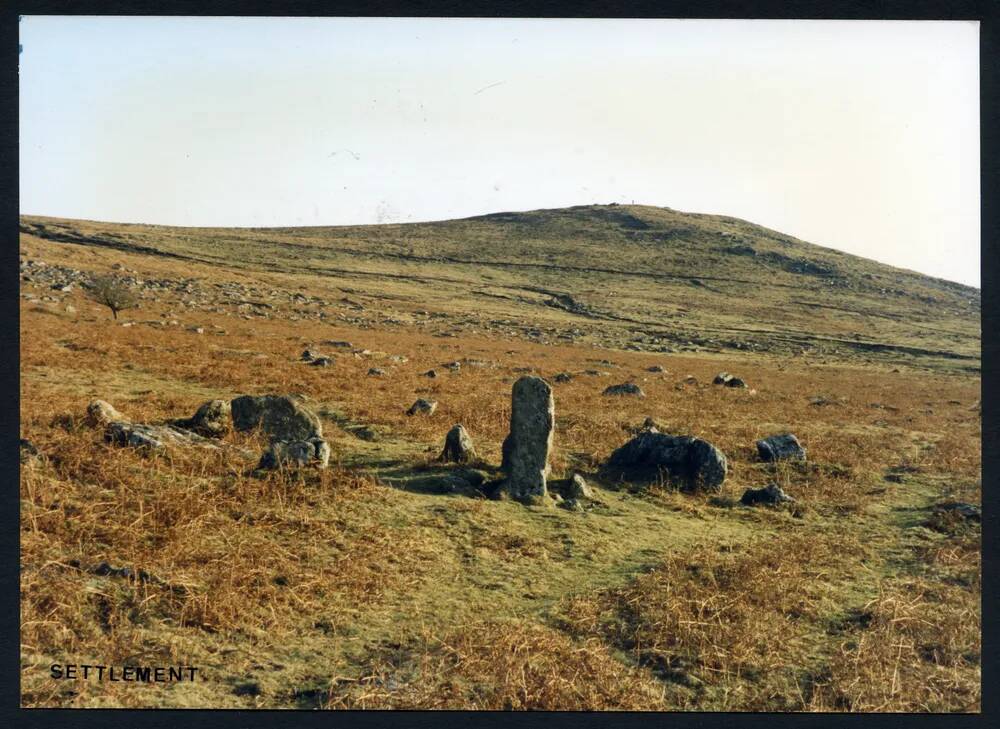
[258,436,330,470]
[439,424,475,463]
[86,399,128,428]
[230,395,322,441]
[740,483,795,506]
[756,433,806,462]
[104,422,219,451]
[171,399,231,438]
[603,431,728,492]
[568,473,594,500]
[603,383,645,397]
[406,399,438,416]
[500,376,554,503]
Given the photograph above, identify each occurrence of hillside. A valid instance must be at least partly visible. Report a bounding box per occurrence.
[19,205,981,710]
[19,204,980,371]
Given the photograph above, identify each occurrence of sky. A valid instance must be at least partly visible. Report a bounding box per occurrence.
[19,17,980,287]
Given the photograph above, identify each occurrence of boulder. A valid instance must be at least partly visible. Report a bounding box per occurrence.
[740,483,795,506]
[258,436,330,470]
[171,399,231,438]
[713,372,733,385]
[86,399,128,428]
[439,424,476,463]
[756,433,806,462]
[230,395,323,441]
[602,431,728,492]
[603,383,645,397]
[499,376,555,503]
[406,399,438,416]
[725,377,748,388]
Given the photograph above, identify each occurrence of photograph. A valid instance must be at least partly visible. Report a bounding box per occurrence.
[18,15,981,711]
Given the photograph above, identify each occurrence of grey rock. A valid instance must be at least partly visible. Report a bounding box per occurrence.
[104,422,219,451]
[310,356,333,367]
[406,399,438,416]
[740,483,795,506]
[424,369,438,378]
[713,372,733,385]
[230,395,323,441]
[647,365,667,373]
[301,348,319,361]
[553,372,573,383]
[86,399,128,428]
[171,399,231,438]
[500,376,554,503]
[568,473,594,500]
[368,367,386,377]
[323,340,353,348]
[603,431,728,492]
[603,383,646,397]
[439,424,476,463]
[756,433,806,462]
[725,377,748,388]
[258,437,330,470]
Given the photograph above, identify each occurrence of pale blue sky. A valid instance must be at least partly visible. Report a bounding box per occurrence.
[20,17,980,286]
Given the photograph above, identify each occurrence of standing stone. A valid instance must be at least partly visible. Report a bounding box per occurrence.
[500,376,554,503]
[439,424,475,463]
[171,399,231,438]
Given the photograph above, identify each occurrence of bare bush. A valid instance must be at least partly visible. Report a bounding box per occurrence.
[86,275,139,320]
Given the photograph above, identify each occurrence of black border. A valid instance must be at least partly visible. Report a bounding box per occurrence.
[3,2,996,729]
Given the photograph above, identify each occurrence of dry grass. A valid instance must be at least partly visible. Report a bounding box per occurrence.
[18,224,980,710]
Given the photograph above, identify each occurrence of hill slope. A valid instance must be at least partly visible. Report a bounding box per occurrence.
[19,204,980,370]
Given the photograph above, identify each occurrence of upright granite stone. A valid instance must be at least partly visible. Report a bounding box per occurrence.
[500,376,554,503]
[230,395,322,441]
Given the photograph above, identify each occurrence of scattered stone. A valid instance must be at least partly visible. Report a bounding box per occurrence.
[406,399,438,416]
[188,326,205,334]
[258,437,330,470]
[553,372,573,383]
[725,377,747,388]
[171,399,231,438]
[310,357,333,367]
[713,372,733,385]
[323,340,353,348]
[647,365,666,373]
[740,483,795,506]
[86,399,128,428]
[301,348,319,361]
[756,433,806,462]
[603,383,645,397]
[230,395,323,441]
[499,376,555,503]
[602,431,728,492]
[560,498,585,512]
[368,367,386,377]
[443,361,462,371]
[424,369,438,378]
[439,424,476,463]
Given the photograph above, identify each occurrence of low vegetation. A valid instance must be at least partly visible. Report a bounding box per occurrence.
[19,207,980,710]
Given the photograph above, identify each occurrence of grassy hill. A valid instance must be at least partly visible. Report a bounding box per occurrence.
[18,205,981,710]
[19,204,980,371]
